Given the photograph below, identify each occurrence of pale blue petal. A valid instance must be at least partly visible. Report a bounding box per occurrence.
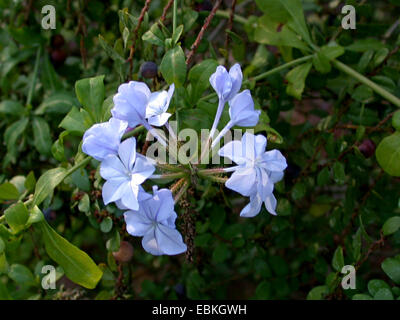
[142,229,164,255]
[148,112,172,126]
[240,194,263,218]
[227,63,243,101]
[118,138,137,171]
[111,81,150,127]
[270,171,284,184]
[155,224,187,255]
[131,154,155,185]
[218,140,247,165]
[264,193,277,215]
[261,150,287,172]
[153,188,176,223]
[100,155,126,180]
[102,178,129,205]
[82,118,127,161]
[146,91,169,118]
[225,167,257,196]
[229,90,254,120]
[120,180,140,210]
[124,211,153,236]
[209,66,232,101]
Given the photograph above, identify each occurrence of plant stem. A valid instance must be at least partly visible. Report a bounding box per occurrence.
[251,55,314,82]
[332,59,400,108]
[26,46,42,107]
[173,0,177,33]
[174,180,189,204]
[66,156,91,177]
[122,125,145,140]
[0,215,5,223]
[215,9,247,25]
[150,172,187,180]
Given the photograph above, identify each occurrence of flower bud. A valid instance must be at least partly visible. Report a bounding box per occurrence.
[140,61,158,79]
[358,139,376,158]
[112,241,134,262]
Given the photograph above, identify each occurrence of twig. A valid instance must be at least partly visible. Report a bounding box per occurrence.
[127,0,152,80]
[224,0,237,58]
[160,0,174,23]
[186,0,223,65]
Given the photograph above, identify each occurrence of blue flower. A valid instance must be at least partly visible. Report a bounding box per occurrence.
[211,90,261,148]
[124,187,187,256]
[100,137,155,211]
[112,81,151,128]
[82,118,128,161]
[146,84,175,127]
[218,133,287,217]
[209,63,242,102]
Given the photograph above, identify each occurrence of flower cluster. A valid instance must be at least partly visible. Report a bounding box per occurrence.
[82,63,287,256]
[82,81,186,256]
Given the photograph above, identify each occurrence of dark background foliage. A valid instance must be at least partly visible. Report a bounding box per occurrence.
[0,0,400,300]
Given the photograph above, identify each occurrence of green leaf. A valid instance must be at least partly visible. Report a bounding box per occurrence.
[352,85,374,104]
[392,111,400,131]
[374,288,394,300]
[0,100,24,115]
[383,216,400,236]
[40,53,63,92]
[100,217,113,233]
[291,182,306,200]
[98,35,125,63]
[332,246,345,272]
[307,285,329,300]
[142,23,165,47]
[4,201,29,233]
[32,117,52,156]
[255,281,271,299]
[106,229,121,252]
[313,51,331,74]
[317,167,330,186]
[0,182,20,200]
[51,131,69,162]
[8,264,36,287]
[321,45,345,60]
[4,117,29,162]
[24,171,36,192]
[172,25,184,45]
[35,92,78,115]
[33,168,68,207]
[286,62,312,100]
[75,75,105,123]
[160,46,187,87]
[37,219,103,289]
[0,237,5,255]
[382,257,400,284]
[188,59,218,103]
[0,280,12,300]
[254,15,309,50]
[352,294,373,300]
[59,107,91,136]
[368,279,390,296]
[332,162,346,185]
[277,0,312,45]
[376,132,400,177]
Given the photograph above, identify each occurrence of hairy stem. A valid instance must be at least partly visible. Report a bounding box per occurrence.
[332,59,400,107]
[26,46,42,107]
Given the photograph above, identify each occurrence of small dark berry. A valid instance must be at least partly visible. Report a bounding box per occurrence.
[140,61,158,79]
[43,209,57,222]
[174,283,187,300]
[284,162,301,185]
[358,139,376,158]
[51,49,67,66]
[112,241,134,262]
[194,0,213,12]
[51,34,65,49]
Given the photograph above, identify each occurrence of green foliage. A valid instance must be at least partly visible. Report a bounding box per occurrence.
[0,0,400,301]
